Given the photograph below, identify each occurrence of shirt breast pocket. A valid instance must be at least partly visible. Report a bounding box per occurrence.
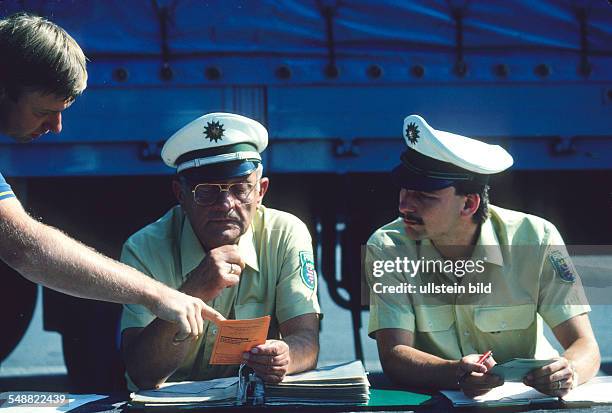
[234,302,267,319]
[474,304,536,334]
[234,302,279,339]
[414,305,455,332]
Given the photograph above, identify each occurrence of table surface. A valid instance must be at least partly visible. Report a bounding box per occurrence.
[62,390,612,413]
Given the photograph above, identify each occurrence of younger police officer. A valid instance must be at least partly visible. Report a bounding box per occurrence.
[367,115,599,397]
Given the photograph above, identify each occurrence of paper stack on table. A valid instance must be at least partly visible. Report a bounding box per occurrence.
[441,382,557,407]
[128,360,370,409]
[264,360,370,405]
[129,376,241,408]
[442,375,612,408]
[563,376,612,404]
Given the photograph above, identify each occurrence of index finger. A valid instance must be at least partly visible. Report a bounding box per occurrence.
[461,361,488,375]
[233,255,246,271]
[223,246,246,270]
[202,305,225,324]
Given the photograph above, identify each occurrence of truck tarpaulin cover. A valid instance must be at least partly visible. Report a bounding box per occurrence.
[2,1,611,56]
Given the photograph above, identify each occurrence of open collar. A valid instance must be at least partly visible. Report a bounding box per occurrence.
[418,217,504,267]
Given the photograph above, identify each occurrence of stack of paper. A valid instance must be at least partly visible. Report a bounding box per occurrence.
[563,376,612,404]
[129,361,371,408]
[264,360,370,405]
[129,376,241,408]
[442,375,612,407]
[441,382,557,407]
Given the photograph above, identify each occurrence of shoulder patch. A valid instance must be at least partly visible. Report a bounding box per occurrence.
[548,249,576,283]
[299,251,317,290]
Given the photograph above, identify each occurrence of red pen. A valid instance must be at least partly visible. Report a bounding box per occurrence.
[476,350,493,365]
[458,350,493,383]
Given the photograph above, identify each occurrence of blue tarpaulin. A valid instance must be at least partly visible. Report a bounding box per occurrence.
[1,1,611,175]
[2,1,611,55]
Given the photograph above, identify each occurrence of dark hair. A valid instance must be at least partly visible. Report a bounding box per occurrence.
[0,12,87,101]
[453,182,490,225]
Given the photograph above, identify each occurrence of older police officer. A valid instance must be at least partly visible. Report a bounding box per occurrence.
[120,113,321,390]
[366,115,599,397]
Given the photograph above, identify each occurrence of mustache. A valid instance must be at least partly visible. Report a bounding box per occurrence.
[400,213,424,225]
[208,211,242,222]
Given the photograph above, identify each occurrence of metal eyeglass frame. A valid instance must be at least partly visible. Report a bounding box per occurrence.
[190,180,260,206]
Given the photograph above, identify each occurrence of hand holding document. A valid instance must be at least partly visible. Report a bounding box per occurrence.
[210,315,270,365]
[443,375,612,407]
[490,358,555,382]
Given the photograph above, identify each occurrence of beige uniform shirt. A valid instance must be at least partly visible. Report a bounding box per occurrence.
[367,205,589,363]
[121,205,321,388]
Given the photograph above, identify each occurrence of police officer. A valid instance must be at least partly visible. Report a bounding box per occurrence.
[366,115,599,397]
[0,13,220,341]
[120,112,321,390]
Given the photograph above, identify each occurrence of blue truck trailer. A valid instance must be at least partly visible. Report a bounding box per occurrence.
[1,0,611,390]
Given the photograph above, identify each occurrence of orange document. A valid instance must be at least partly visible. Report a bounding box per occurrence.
[210,315,271,365]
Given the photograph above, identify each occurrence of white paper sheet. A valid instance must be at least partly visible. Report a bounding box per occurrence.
[563,376,612,403]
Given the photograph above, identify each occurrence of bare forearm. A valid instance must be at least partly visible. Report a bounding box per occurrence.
[563,337,600,385]
[124,321,194,389]
[382,344,459,389]
[0,203,160,307]
[284,331,319,374]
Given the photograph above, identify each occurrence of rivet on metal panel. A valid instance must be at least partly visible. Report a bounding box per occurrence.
[453,61,468,77]
[550,137,576,156]
[534,64,551,78]
[493,64,509,78]
[160,64,173,81]
[367,64,383,79]
[334,139,359,157]
[113,67,128,82]
[275,65,292,80]
[578,61,592,77]
[324,63,339,79]
[205,66,222,80]
[410,65,425,78]
[139,142,164,161]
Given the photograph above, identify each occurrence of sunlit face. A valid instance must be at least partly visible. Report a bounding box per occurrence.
[398,186,467,242]
[0,91,73,142]
[174,171,270,251]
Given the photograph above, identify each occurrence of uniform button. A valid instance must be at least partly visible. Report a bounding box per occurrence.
[428,321,433,328]
[211,327,218,335]
[464,331,470,336]
[501,321,507,329]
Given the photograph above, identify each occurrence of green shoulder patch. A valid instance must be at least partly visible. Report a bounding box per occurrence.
[299,251,317,290]
[548,249,576,283]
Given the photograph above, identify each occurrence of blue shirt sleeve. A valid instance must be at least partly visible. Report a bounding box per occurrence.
[0,172,16,200]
